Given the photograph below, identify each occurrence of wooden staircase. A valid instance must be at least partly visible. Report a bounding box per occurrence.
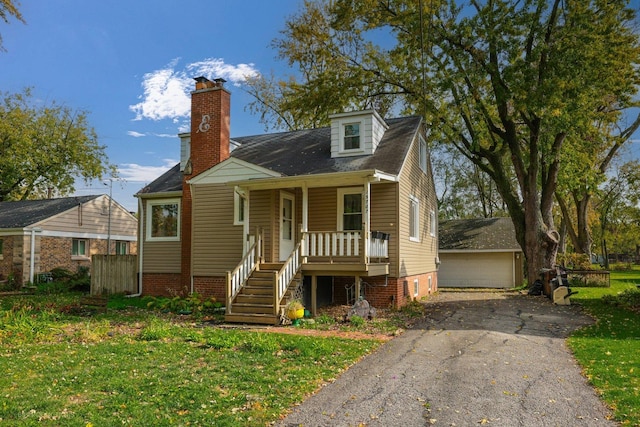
[225,263,298,325]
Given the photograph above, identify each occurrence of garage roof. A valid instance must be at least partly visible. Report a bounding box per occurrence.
[439,217,521,252]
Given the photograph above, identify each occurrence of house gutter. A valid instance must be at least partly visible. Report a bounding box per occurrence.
[226,169,398,191]
[127,196,144,298]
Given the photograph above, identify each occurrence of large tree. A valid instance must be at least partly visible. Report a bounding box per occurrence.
[0,88,114,201]
[246,0,640,284]
[0,0,24,52]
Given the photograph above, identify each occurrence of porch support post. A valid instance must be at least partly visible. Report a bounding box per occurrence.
[355,275,361,302]
[301,184,309,263]
[302,184,308,232]
[311,275,317,317]
[363,180,371,264]
[244,188,250,254]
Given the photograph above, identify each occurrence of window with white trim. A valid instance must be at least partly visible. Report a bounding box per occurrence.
[234,191,246,225]
[72,239,88,257]
[409,195,420,241]
[419,136,427,173]
[115,241,129,255]
[343,122,361,150]
[428,276,433,292]
[146,199,180,241]
[337,187,363,231]
[414,278,419,297]
[430,210,436,237]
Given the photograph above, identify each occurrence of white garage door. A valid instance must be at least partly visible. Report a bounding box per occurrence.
[439,252,514,288]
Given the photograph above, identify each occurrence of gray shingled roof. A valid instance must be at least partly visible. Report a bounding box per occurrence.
[439,218,521,251]
[0,195,101,229]
[138,116,422,195]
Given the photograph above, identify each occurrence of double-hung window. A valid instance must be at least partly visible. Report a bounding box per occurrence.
[343,123,361,150]
[419,137,427,173]
[409,195,420,242]
[338,188,363,231]
[72,239,88,257]
[115,241,129,255]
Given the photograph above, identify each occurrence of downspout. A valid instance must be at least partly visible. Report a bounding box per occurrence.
[28,227,41,284]
[128,197,144,297]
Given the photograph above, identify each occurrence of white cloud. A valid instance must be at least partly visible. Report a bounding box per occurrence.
[127,130,146,137]
[129,57,259,123]
[117,159,177,183]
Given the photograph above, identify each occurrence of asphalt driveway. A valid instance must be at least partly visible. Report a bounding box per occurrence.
[278,291,617,427]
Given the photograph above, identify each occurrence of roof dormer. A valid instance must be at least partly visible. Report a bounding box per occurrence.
[330,110,389,158]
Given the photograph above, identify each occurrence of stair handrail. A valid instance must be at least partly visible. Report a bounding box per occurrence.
[226,229,262,314]
[273,241,302,317]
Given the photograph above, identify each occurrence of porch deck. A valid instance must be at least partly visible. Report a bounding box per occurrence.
[225,230,389,324]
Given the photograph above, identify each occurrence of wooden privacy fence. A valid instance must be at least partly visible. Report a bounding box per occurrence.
[91,255,138,295]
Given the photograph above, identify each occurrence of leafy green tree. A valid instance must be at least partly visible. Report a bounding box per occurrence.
[0,0,24,52]
[246,0,640,284]
[555,100,640,261]
[433,143,508,219]
[0,88,114,201]
[594,160,640,268]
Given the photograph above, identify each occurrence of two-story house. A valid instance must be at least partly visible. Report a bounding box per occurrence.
[136,77,438,324]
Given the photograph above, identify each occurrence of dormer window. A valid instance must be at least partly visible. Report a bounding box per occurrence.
[344,123,361,150]
[330,110,388,158]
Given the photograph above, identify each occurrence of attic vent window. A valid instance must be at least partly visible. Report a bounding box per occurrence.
[343,123,361,150]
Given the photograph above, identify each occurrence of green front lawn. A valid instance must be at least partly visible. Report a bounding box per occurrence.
[0,294,380,426]
[568,266,640,425]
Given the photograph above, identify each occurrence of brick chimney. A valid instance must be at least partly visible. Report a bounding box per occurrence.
[181,76,230,290]
[185,76,231,177]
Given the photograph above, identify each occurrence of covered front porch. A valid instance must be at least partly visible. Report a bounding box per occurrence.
[224,170,395,324]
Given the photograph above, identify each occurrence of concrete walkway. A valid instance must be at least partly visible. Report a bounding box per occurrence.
[278,291,617,427]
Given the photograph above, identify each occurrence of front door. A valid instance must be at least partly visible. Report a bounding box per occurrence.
[279,192,295,261]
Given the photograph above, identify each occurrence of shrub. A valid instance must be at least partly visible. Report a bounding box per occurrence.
[601,288,640,311]
[557,253,591,270]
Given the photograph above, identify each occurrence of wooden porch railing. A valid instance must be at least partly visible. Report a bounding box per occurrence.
[226,230,262,314]
[274,242,302,316]
[301,231,389,261]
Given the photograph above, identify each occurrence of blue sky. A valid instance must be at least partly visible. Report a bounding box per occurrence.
[0,0,303,211]
[1,1,639,212]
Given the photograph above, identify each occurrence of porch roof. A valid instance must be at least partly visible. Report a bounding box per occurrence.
[227,169,398,190]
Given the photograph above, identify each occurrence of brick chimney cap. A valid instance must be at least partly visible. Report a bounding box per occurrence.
[213,78,227,84]
[194,76,211,83]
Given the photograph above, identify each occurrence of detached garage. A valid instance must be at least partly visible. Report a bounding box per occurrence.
[438,218,524,288]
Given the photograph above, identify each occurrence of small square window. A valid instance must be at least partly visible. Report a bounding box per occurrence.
[414,278,419,297]
[343,123,360,150]
[72,239,88,257]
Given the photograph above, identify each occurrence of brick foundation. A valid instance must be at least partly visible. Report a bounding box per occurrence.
[333,272,438,309]
[142,273,185,297]
[193,276,226,302]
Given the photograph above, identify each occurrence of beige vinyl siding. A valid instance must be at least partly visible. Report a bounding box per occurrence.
[41,196,137,238]
[191,184,243,275]
[142,241,181,272]
[141,197,181,273]
[249,190,274,263]
[308,187,336,231]
[398,132,438,277]
[370,183,399,275]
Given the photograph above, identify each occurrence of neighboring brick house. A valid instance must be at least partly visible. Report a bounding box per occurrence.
[0,195,137,284]
[136,77,439,324]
